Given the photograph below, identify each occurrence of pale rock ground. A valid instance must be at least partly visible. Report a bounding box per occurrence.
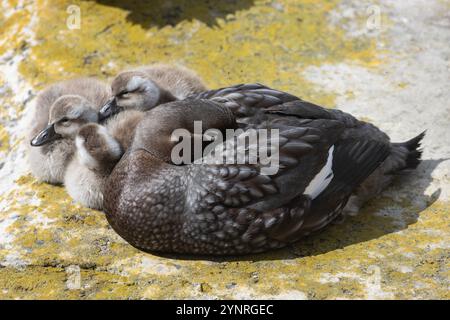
[0,0,448,299]
[305,0,450,204]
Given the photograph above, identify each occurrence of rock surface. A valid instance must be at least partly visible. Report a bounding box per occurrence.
[0,0,448,299]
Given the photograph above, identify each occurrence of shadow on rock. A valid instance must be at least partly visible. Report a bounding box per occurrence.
[157,159,446,262]
[93,0,256,28]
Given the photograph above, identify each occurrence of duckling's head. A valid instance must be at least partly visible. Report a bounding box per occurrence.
[30,95,98,146]
[75,123,123,173]
[99,71,161,120]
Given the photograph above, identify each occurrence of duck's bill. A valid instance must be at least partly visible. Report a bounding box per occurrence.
[30,124,61,146]
[98,97,118,121]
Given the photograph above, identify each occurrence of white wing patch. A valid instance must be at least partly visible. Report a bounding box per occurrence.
[304,145,334,199]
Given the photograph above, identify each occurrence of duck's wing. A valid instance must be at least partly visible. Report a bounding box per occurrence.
[186,83,299,120]
[261,102,391,239]
[183,107,389,249]
[183,120,328,251]
[188,83,298,101]
[185,83,363,130]
[265,99,360,127]
[265,100,392,143]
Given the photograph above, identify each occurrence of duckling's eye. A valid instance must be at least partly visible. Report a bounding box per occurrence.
[118,91,130,98]
[60,117,71,126]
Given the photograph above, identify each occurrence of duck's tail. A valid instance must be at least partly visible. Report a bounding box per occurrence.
[389,131,426,173]
[340,131,426,217]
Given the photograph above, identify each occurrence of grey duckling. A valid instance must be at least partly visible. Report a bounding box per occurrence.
[64,123,122,210]
[103,84,424,255]
[98,64,206,119]
[64,110,144,209]
[28,78,110,184]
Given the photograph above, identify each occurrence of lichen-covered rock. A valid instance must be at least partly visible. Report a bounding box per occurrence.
[0,0,448,299]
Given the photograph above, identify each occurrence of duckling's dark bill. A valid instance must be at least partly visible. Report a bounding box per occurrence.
[98,97,118,121]
[30,124,61,146]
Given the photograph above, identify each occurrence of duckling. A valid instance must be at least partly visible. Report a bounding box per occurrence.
[103,110,144,151]
[28,78,110,184]
[64,110,145,209]
[102,83,424,255]
[64,124,122,210]
[99,64,206,120]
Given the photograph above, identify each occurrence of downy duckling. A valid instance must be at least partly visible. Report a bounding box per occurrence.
[64,124,122,210]
[99,64,206,119]
[64,110,144,209]
[102,83,425,255]
[28,78,110,184]
[103,110,144,151]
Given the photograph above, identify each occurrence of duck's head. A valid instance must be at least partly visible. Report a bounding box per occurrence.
[99,71,163,121]
[75,123,123,173]
[30,95,98,146]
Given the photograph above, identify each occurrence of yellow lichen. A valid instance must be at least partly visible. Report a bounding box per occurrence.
[20,0,382,107]
[2,172,449,299]
[0,125,10,153]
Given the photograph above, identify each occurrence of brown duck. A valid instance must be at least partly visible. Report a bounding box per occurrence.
[102,84,424,255]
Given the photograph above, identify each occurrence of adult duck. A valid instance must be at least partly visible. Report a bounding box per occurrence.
[102,84,424,255]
